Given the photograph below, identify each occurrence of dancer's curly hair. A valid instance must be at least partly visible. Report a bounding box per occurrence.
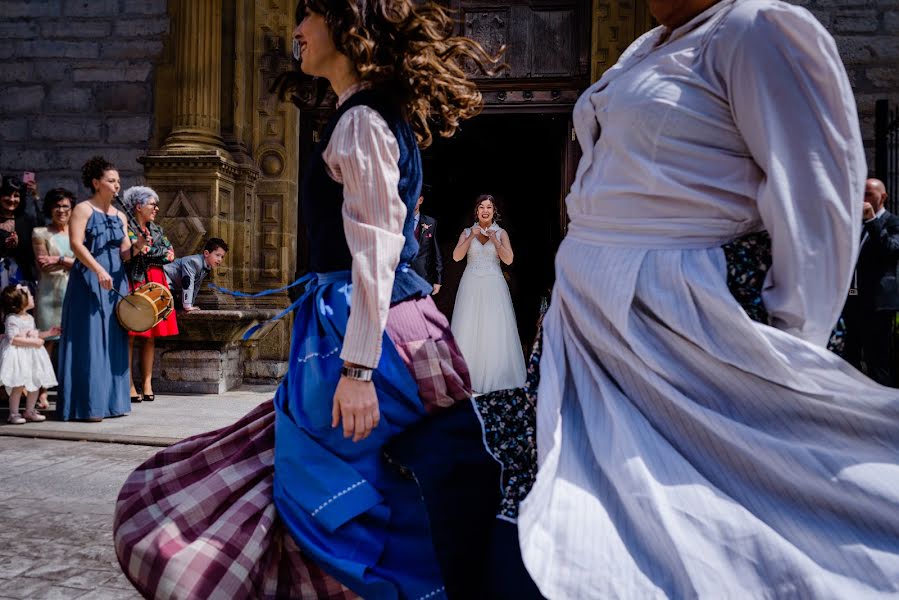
[273,0,505,148]
[81,156,116,192]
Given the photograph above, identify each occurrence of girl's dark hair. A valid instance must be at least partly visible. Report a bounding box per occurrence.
[273,0,505,148]
[0,285,29,316]
[474,193,501,223]
[42,188,76,221]
[81,156,115,192]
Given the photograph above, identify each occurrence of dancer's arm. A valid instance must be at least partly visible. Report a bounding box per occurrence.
[724,3,864,346]
[324,105,405,441]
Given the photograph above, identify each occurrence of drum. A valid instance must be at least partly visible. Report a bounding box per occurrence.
[116,282,174,333]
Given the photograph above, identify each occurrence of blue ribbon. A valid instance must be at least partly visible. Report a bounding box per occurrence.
[207,272,315,340]
[212,265,405,341]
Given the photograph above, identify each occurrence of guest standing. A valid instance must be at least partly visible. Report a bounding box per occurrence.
[31,188,76,409]
[122,186,178,403]
[842,177,899,386]
[0,285,59,424]
[31,188,76,352]
[451,194,526,393]
[57,157,145,422]
[0,176,37,289]
[409,185,443,295]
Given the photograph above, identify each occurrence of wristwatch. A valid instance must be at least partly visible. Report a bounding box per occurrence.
[340,365,374,382]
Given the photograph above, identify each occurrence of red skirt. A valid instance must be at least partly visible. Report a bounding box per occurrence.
[129,265,180,338]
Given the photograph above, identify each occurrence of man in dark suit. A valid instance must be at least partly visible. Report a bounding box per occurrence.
[843,178,899,386]
[410,186,443,295]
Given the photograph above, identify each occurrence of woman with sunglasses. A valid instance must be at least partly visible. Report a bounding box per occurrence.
[31,188,76,409]
[121,185,178,404]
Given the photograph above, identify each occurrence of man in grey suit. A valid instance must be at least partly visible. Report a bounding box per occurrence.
[164,238,228,311]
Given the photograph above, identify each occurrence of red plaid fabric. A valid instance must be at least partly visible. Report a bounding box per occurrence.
[385,295,473,412]
[114,400,358,600]
[113,295,471,598]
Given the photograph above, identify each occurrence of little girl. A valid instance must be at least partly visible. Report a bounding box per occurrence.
[0,284,59,424]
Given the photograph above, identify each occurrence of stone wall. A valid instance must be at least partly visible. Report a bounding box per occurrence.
[0,0,170,195]
[795,0,899,164]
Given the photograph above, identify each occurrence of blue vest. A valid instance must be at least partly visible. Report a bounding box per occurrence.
[301,88,432,303]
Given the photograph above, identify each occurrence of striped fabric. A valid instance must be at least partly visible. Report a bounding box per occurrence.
[324,102,407,369]
[519,239,899,599]
[113,296,470,599]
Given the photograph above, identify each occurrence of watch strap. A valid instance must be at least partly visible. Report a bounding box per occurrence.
[341,365,373,382]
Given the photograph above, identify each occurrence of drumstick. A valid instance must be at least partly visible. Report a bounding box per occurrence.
[111,286,139,308]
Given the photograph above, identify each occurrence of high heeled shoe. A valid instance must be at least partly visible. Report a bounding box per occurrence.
[131,393,143,403]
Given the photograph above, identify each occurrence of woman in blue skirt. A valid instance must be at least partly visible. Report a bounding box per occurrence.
[113,2,509,598]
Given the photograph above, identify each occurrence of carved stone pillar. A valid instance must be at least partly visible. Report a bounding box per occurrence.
[164,0,224,151]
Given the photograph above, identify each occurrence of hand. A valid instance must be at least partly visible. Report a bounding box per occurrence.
[5,231,18,248]
[46,326,62,337]
[132,230,149,252]
[97,269,113,290]
[183,305,200,312]
[863,202,876,221]
[485,229,499,244]
[37,255,53,267]
[431,283,441,295]
[332,376,380,442]
[25,180,38,197]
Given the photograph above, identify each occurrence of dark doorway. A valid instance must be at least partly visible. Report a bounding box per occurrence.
[421,112,568,347]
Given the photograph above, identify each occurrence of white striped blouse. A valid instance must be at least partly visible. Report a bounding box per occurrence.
[322,87,407,368]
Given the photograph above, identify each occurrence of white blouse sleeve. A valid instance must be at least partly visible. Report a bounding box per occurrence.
[323,105,406,368]
[722,3,865,346]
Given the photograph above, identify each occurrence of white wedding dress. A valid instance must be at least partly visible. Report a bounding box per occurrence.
[451,224,527,393]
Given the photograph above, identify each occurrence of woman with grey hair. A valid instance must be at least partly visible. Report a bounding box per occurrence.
[122,185,178,403]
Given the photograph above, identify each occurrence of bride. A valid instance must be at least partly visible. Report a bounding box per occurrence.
[451,194,527,393]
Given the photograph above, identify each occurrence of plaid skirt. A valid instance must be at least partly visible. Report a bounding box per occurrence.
[113,281,473,600]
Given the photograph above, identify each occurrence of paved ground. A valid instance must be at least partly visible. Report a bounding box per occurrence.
[0,437,153,599]
[0,386,275,446]
[0,386,276,599]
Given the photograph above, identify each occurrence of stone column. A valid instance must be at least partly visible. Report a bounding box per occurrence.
[164,0,224,151]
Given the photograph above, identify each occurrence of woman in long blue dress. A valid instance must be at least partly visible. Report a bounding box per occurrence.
[57,156,146,422]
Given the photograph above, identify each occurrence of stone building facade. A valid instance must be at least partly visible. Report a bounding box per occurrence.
[0,0,897,391]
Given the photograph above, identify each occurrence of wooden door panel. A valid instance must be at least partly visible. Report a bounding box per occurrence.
[457,0,590,80]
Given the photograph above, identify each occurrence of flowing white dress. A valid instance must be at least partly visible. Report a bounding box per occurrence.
[0,313,57,394]
[518,1,899,598]
[451,224,527,393]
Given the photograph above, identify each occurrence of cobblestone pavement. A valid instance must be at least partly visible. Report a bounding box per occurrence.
[0,437,157,599]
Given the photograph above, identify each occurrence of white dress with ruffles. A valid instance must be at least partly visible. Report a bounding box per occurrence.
[0,313,57,394]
